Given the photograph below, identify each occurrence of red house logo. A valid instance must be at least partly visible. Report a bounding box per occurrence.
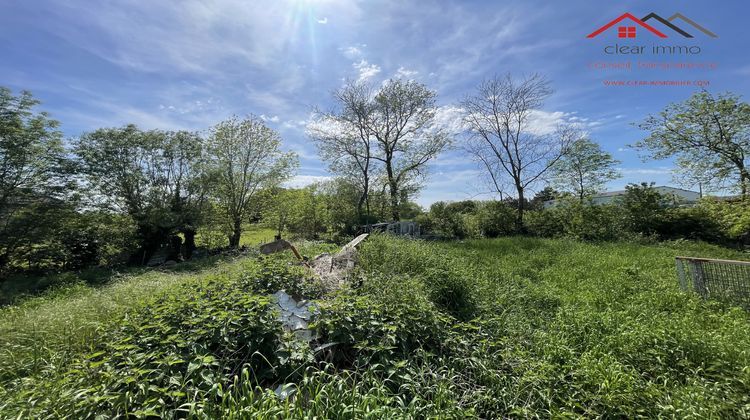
[588,12,717,38]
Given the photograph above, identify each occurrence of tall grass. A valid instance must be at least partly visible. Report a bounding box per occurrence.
[1,235,748,418]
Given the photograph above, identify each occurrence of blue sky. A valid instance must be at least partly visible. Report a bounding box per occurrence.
[2,0,749,206]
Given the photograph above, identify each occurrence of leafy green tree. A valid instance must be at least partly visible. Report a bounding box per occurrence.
[207,116,297,248]
[636,91,750,197]
[476,200,517,237]
[319,177,363,236]
[697,198,750,243]
[525,198,624,241]
[75,126,207,263]
[425,201,476,239]
[290,185,329,239]
[617,182,669,235]
[262,188,297,239]
[0,87,71,272]
[529,187,560,210]
[551,138,620,201]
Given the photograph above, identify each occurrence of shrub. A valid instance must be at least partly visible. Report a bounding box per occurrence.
[656,206,725,243]
[525,199,624,241]
[424,201,472,238]
[358,234,480,319]
[313,279,449,368]
[1,258,326,418]
[475,200,517,237]
[698,198,750,244]
[617,182,671,235]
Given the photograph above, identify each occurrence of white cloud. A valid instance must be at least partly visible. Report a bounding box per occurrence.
[317,17,328,24]
[284,175,333,188]
[353,59,381,82]
[395,66,418,79]
[304,115,346,137]
[618,167,672,175]
[260,114,280,123]
[526,110,571,135]
[432,105,467,136]
[340,45,364,59]
[522,110,605,135]
[159,98,222,115]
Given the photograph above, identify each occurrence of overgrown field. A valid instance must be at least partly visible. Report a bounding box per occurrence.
[1,236,749,418]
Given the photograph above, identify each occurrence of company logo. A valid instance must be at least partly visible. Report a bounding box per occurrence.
[587,12,717,39]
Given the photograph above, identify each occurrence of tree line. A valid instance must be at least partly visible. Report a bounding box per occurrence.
[1,89,297,273]
[2,75,749,275]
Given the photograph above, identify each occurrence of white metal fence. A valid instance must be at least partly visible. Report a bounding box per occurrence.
[676,256,750,309]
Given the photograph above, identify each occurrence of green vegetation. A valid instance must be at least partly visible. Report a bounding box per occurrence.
[2,235,749,418]
[2,83,750,418]
[1,225,279,305]
[422,183,750,245]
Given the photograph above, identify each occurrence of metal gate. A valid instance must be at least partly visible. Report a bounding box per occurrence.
[676,256,750,309]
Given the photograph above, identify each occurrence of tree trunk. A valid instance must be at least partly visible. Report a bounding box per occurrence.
[739,167,749,199]
[515,186,525,232]
[0,252,9,274]
[357,179,369,223]
[229,218,242,248]
[578,172,585,202]
[182,229,196,260]
[167,235,183,262]
[389,180,400,221]
[133,239,159,266]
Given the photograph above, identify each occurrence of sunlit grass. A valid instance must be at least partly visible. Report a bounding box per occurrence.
[240,225,277,247]
[1,235,748,418]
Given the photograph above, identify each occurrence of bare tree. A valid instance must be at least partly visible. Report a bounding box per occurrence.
[369,79,450,220]
[308,81,375,221]
[206,116,297,248]
[311,79,450,221]
[462,74,574,229]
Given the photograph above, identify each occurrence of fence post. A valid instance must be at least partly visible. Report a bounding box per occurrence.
[692,260,708,298]
[676,258,687,291]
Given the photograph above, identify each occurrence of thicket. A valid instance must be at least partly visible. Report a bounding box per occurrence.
[421,184,750,246]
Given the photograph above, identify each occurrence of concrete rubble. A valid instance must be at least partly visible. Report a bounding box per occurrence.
[268,233,370,399]
[307,233,368,290]
[272,290,317,342]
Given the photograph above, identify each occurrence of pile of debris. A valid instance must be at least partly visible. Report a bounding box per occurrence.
[272,290,316,342]
[306,233,368,290]
[261,233,369,335]
[260,233,369,291]
[260,233,370,399]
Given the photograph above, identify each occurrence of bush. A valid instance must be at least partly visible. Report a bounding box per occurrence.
[617,182,670,235]
[656,206,725,243]
[697,198,750,244]
[476,201,517,237]
[7,279,283,418]
[423,201,473,238]
[313,275,449,368]
[357,235,479,320]
[421,200,517,239]
[525,199,624,241]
